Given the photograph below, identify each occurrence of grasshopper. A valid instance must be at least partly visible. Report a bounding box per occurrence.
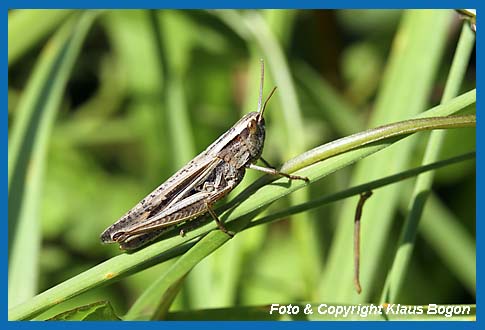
[100,60,309,250]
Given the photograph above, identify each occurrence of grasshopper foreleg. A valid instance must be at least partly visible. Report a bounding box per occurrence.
[248,163,309,182]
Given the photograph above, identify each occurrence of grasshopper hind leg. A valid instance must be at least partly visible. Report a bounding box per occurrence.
[117,227,171,250]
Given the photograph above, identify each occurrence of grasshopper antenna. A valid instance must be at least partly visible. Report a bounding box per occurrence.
[257,59,277,116]
[261,86,277,116]
[257,58,265,113]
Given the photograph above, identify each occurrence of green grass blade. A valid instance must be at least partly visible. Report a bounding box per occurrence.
[282,112,475,174]
[8,12,98,309]
[8,10,75,66]
[380,22,476,302]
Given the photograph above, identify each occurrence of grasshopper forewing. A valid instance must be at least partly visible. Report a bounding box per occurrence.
[100,59,309,250]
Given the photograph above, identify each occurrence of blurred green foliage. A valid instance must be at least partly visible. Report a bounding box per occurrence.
[8,9,475,320]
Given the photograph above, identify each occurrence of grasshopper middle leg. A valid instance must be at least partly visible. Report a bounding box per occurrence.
[206,201,234,238]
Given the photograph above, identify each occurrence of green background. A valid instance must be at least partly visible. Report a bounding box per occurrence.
[8,9,475,320]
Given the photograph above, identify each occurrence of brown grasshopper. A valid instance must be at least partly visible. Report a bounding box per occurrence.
[100,60,309,250]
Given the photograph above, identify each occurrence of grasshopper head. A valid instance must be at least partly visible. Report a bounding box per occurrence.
[243,84,277,161]
[243,111,266,162]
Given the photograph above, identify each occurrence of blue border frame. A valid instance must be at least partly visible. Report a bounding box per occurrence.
[5,1,480,328]
[1,0,481,9]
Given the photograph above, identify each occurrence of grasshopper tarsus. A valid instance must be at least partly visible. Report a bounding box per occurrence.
[280,171,310,182]
[289,173,310,183]
[276,171,309,182]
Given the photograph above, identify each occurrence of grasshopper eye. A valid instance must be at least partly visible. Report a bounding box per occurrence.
[248,119,257,133]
